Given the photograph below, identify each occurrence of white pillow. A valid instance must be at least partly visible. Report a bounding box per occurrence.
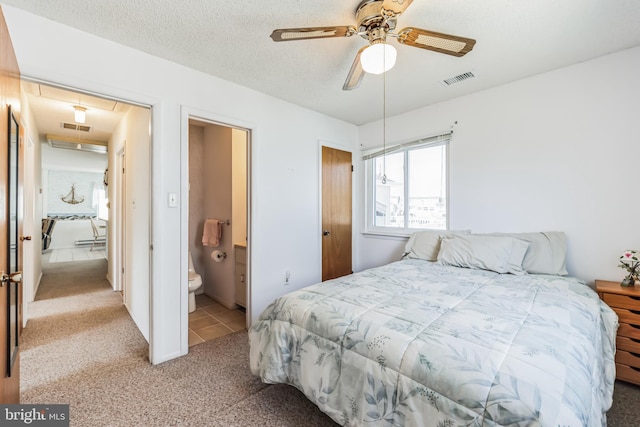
[437,234,529,274]
[404,230,470,262]
[479,232,568,275]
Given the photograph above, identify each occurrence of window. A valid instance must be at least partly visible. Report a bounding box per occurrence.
[365,133,450,234]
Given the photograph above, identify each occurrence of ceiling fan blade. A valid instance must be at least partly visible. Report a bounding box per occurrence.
[343,46,367,91]
[397,27,476,57]
[270,26,356,42]
[382,0,414,16]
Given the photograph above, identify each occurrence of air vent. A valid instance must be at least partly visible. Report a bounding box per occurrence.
[441,71,476,86]
[62,122,91,132]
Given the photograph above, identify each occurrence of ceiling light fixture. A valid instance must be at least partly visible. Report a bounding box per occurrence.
[360,42,396,75]
[74,106,86,124]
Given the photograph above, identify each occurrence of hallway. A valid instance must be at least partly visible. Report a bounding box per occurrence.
[21,258,148,397]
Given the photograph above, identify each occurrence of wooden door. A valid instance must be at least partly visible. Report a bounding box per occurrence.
[0,6,22,404]
[322,146,352,281]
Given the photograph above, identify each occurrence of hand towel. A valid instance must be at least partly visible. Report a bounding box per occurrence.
[202,219,222,247]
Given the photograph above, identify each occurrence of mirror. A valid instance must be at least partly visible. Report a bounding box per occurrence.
[7,106,19,376]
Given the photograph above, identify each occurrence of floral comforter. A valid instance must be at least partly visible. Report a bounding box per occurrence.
[249,259,617,426]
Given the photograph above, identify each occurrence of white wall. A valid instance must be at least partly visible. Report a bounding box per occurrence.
[41,143,106,171]
[19,86,42,306]
[202,124,234,306]
[109,105,151,341]
[2,5,359,363]
[357,46,640,285]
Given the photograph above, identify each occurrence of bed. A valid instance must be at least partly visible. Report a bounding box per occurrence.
[249,231,618,426]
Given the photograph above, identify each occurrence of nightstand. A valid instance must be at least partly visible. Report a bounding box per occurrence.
[596,279,640,385]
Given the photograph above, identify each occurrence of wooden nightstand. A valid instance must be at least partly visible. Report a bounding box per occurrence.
[596,279,640,385]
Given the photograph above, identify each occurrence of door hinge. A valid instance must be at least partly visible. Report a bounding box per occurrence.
[351,165,354,172]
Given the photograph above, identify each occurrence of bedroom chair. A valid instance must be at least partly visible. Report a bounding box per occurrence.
[89,217,106,251]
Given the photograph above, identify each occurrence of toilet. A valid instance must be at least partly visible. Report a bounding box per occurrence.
[188,252,203,313]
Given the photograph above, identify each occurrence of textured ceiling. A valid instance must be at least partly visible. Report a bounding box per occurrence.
[3,0,640,125]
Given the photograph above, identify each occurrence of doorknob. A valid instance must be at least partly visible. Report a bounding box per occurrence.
[323,230,331,236]
[20,235,32,241]
[0,271,22,287]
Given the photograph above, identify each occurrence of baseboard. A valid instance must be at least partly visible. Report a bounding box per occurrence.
[205,292,237,310]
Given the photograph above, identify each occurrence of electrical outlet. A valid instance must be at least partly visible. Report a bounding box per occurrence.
[285,270,291,286]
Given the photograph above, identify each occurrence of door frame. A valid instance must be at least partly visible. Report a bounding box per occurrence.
[115,147,125,294]
[318,140,355,280]
[21,133,35,327]
[179,106,254,354]
[18,75,155,358]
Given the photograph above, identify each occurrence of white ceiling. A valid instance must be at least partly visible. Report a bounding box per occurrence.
[4,0,640,125]
[22,81,130,151]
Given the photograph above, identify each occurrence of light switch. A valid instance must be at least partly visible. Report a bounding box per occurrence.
[168,193,177,208]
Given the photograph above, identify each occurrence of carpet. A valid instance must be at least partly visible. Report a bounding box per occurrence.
[21,258,335,426]
[20,259,640,426]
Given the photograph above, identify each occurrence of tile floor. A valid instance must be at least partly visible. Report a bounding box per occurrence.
[189,294,246,347]
[46,246,106,263]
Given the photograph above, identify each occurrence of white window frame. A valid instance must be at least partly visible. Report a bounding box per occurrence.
[364,132,451,237]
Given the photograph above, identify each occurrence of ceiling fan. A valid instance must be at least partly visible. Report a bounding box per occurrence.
[270,0,476,90]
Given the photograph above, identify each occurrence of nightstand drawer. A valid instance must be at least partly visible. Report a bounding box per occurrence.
[612,307,640,326]
[618,324,640,340]
[602,293,640,310]
[616,363,640,384]
[617,350,640,368]
[618,335,640,353]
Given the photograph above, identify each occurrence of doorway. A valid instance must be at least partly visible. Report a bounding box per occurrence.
[19,79,152,343]
[116,148,126,300]
[183,113,251,350]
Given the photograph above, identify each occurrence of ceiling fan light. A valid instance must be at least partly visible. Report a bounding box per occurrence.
[74,106,86,124]
[360,43,397,75]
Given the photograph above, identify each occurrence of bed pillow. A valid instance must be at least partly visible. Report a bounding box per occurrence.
[437,234,530,274]
[478,232,568,275]
[404,230,470,261]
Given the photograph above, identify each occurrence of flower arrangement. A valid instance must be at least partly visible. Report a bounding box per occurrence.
[619,250,640,286]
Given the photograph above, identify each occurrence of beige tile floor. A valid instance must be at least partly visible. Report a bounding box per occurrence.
[189,294,246,347]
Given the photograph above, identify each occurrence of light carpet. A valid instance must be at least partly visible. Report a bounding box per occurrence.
[22,258,335,426]
[21,259,640,426]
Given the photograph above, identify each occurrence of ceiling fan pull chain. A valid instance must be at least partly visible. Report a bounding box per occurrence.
[382,48,387,185]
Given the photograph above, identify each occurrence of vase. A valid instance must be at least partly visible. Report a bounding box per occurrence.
[621,275,636,287]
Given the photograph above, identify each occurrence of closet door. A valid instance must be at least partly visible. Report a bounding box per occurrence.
[321,146,352,281]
